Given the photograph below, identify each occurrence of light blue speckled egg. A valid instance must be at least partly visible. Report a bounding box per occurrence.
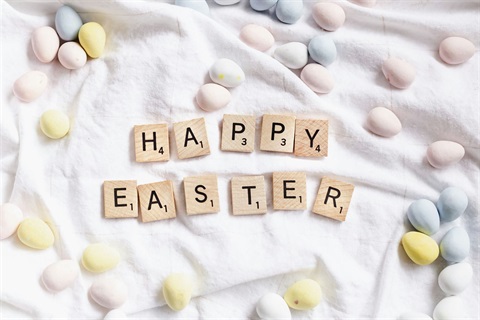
[440,227,470,262]
[175,0,210,16]
[407,199,440,235]
[55,6,83,41]
[436,187,468,222]
[250,0,278,11]
[275,0,303,24]
[308,35,337,66]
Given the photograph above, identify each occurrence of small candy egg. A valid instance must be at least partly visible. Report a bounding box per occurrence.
[274,42,308,69]
[308,36,337,66]
[17,217,54,250]
[175,0,210,15]
[90,276,128,309]
[163,273,193,311]
[300,63,334,94]
[366,107,402,138]
[0,203,23,240]
[239,24,274,52]
[439,37,475,65]
[40,109,70,140]
[382,57,416,89]
[275,0,303,24]
[104,309,128,320]
[196,83,231,112]
[312,3,346,32]
[41,260,80,292]
[350,0,376,7]
[436,187,468,222]
[406,199,440,235]
[209,58,245,88]
[426,141,465,169]
[398,312,432,320]
[401,231,439,265]
[31,26,59,63]
[214,0,240,4]
[58,42,87,70]
[250,0,278,11]
[79,22,106,59]
[55,6,83,41]
[284,279,322,310]
[438,262,473,296]
[439,226,470,262]
[432,296,467,320]
[13,70,48,103]
[256,293,291,319]
[82,243,120,273]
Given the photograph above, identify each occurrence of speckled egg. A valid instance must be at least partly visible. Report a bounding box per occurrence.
[308,36,337,66]
[439,226,470,262]
[438,262,473,296]
[312,3,345,31]
[366,107,402,137]
[31,26,59,63]
[250,0,278,11]
[0,203,23,240]
[300,63,334,94]
[240,24,274,52]
[13,70,48,103]
[274,42,308,69]
[382,57,416,89]
[439,37,475,65]
[58,42,87,70]
[196,83,231,112]
[427,141,465,169]
[55,6,83,41]
[436,187,468,222]
[209,58,245,87]
[433,296,467,320]
[275,0,303,24]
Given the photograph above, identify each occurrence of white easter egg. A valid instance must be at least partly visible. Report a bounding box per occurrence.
[256,293,291,319]
[90,277,128,309]
[382,57,416,89]
[196,83,231,112]
[13,71,48,102]
[427,141,465,168]
[312,3,345,31]
[433,296,467,320]
[300,63,334,94]
[438,262,473,295]
[42,260,80,292]
[274,42,308,69]
[209,58,245,88]
[240,24,274,52]
[58,42,87,70]
[439,37,475,65]
[366,107,402,137]
[0,203,23,240]
[31,26,59,63]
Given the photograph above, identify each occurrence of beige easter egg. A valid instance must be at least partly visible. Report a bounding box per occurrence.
[439,37,475,65]
[427,141,465,168]
[13,71,48,102]
[382,57,416,89]
[312,3,345,32]
[58,42,87,69]
[300,63,334,94]
[366,107,402,137]
[239,24,274,52]
[31,26,60,63]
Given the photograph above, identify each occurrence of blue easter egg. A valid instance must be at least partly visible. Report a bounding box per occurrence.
[55,6,83,41]
[437,187,468,222]
[275,0,303,24]
[250,0,278,11]
[440,227,470,262]
[308,35,337,66]
[407,199,440,235]
[175,0,210,15]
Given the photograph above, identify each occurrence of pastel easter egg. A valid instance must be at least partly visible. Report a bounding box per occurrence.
[163,273,193,311]
[366,107,402,137]
[196,83,231,112]
[55,6,83,41]
[31,26,59,63]
[58,42,87,70]
[256,293,291,319]
[350,0,376,7]
[90,277,128,309]
[300,63,334,94]
[250,0,278,11]
[275,0,303,24]
[382,57,416,89]
[82,243,120,273]
[436,187,468,222]
[240,24,274,52]
[79,22,106,58]
[41,260,80,292]
[284,279,322,310]
[427,141,465,169]
[312,3,346,32]
[401,231,439,265]
[308,36,337,66]
[438,262,473,296]
[104,309,128,319]
[214,0,240,4]
[439,37,475,65]
[439,226,470,262]
[13,70,48,102]
[398,312,432,320]
[17,217,54,250]
[0,203,23,240]
[175,0,210,15]
[209,58,245,88]
[406,199,440,235]
[40,109,70,140]
[432,296,467,320]
[274,42,308,69]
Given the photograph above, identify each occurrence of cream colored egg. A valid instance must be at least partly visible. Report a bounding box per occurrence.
[284,279,322,310]
[79,22,106,58]
[382,57,416,89]
[439,37,475,65]
[90,276,128,309]
[31,26,60,63]
[312,3,345,32]
[274,42,308,69]
[40,109,70,139]
[13,71,48,102]
[58,42,87,70]
[433,296,467,320]
[82,243,120,273]
[256,293,291,319]
[240,24,275,52]
[427,141,465,168]
[42,260,80,292]
[196,83,231,112]
[17,217,54,250]
[0,203,23,240]
[300,63,334,94]
[438,262,473,295]
[163,273,193,311]
[366,107,402,137]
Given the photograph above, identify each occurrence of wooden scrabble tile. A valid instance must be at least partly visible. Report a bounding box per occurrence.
[184,175,220,215]
[272,172,307,210]
[103,180,138,218]
[313,177,355,221]
[231,176,267,215]
[173,118,210,160]
[294,119,328,157]
[221,114,256,153]
[137,181,176,222]
[260,114,296,153]
[134,124,170,162]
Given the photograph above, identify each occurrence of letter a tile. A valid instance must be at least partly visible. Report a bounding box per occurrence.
[173,118,210,159]
[137,181,176,222]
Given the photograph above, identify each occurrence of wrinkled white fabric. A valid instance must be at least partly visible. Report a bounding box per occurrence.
[1,0,479,319]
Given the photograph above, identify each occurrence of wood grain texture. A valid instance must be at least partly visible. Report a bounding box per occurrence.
[134,124,170,162]
[313,177,354,222]
[272,172,307,210]
[260,114,296,153]
[137,181,176,222]
[103,180,138,218]
[294,119,328,157]
[231,175,267,215]
[184,175,220,215]
[221,114,256,153]
[173,118,210,159]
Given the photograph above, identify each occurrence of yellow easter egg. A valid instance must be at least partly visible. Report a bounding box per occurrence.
[284,279,322,310]
[401,231,439,265]
[78,22,106,58]
[17,217,54,249]
[163,273,193,311]
[40,109,70,139]
[82,243,120,273]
